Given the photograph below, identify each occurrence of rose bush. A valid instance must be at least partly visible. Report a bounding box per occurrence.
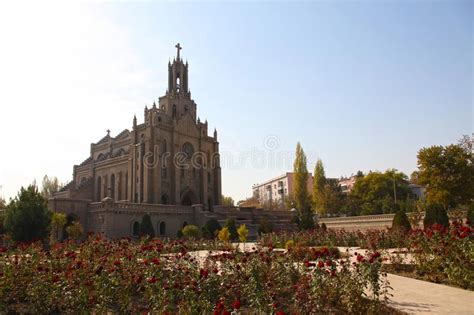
[409,222,473,289]
[0,236,391,314]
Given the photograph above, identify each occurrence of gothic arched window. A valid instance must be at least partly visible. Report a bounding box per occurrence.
[172,105,177,118]
[182,142,194,159]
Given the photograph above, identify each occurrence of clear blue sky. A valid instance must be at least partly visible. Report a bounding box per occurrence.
[0,1,472,202]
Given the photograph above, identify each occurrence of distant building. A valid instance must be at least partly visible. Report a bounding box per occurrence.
[408,184,425,200]
[252,173,313,207]
[338,175,358,194]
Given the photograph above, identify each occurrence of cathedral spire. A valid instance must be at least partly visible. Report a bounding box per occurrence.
[175,43,182,60]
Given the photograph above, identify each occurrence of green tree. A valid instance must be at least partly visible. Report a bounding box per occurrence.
[41,175,63,198]
[341,195,362,216]
[182,225,202,239]
[351,169,410,215]
[4,185,51,242]
[410,171,420,184]
[50,212,67,243]
[321,179,345,216]
[417,143,474,209]
[202,218,221,239]
[392,206,411,233]
[293,143,314,229]
[237,224,249,243]
[312,159,326,216]
[65,221,83,240]
[423,203,449,228]
[222,195,235,206]
[224,218,238,240]
[139,214,155,238]
[0,196,6,209]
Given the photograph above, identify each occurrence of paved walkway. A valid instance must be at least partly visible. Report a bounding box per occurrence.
[387,273,474,314]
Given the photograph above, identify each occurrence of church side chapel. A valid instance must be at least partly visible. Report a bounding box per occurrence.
[50,44,225,238]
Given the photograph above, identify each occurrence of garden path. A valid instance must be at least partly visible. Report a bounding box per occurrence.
[386,273,474,314]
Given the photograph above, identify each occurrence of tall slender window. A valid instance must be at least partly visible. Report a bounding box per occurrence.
[110,174,115,199]
[97,176,102,201]
[125,172,128,200]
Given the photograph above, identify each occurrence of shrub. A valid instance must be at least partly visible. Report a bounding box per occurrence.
[285,239,295,250]
[423,203,449,228]
[224,218,238,240]
[202,218,221,239]
[65,221,83,240]
[50,212,67,243]
[218,227,231,243]
[237,224,249,242]
[139,214,155,238]
[182,225,201,239]
[4,185,51,242]
[392,209,411,232]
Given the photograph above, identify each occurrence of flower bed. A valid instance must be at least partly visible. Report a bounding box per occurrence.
[0,236,392,314]
[260,222,474,290]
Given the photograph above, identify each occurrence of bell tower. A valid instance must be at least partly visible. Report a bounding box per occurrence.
[160,43,196,121]
[167,43,190,98]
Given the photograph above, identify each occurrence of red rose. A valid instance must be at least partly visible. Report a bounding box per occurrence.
[232,300,241,309]
[276,311,285,315]
[147,277,157,284]
[317,261,324,268]
[305,261,315,267]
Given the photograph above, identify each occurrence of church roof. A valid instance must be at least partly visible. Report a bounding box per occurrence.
[79,156,93,166]
[114,129,130,140]
[96,134,110,145]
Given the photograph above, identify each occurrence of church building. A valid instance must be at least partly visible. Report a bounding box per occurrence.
[50,44,224,238]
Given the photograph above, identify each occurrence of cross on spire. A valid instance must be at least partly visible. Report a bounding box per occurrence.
[106,129,110,136]
[175,43,182,60]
